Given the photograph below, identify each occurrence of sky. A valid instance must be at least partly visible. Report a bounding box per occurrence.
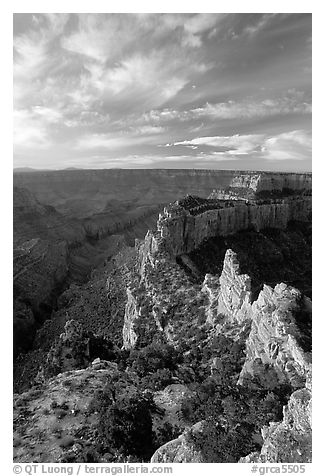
[13,13,312,171]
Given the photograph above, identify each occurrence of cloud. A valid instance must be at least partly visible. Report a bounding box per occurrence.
[136,109,182,124]
[13,14,312,170]
[262,130,312,160]
[81,50,209,111]
[14,14,71,106]
[61,13,221,64]
[32,106,62,123]
[190,94,312,120]
[242,14,276,37]
[61,14,117,62]
[103,54,185,98]
[132,126,165,135]
[173,130,311,161]
[14,110,52,149]
[14,33,47,80]
[161,13,224,48]
[125,91,311,129]
[75,131,164,150]
[174,134,265,155]
[64,110,110,128]
[59,14,217,113]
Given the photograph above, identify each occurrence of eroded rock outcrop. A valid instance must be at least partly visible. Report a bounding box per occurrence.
[151,421,206,463]
[201,249,252,345]
[201,249,311,391]
[215,249,252,324]
[238,283,311,389]
[122,287,143,349]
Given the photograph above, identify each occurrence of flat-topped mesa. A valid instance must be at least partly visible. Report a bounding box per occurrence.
[153,194,311,257]
[231,172,311,193]
[254,172,312,194]
[210,172,312,200]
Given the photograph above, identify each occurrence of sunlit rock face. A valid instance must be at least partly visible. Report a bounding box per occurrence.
[216,249,252,324]
[238,283,311,389]
[202,250,311,389]
[155,196,311,257]
[229,173,312,194]
[122,287,143,350]
[151,421,206,463]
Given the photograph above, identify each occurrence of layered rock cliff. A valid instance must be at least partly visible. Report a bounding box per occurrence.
[153,195,311,257]
[210,172,311,200]
[13,184,161,356]
[229,172,312,194]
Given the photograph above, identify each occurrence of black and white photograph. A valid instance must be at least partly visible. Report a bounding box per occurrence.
[11,8,313,470]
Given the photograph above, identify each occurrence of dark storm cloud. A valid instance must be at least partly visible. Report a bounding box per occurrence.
[13,13,312,171]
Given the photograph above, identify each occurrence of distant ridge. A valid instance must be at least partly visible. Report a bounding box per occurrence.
[14,166,84,173]
[63,167,83,170]
[13,167,39,173]
[13,167,312,174]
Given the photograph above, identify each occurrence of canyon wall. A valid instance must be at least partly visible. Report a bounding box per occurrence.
[151,196,311,257]
[229,172,312,193]
[13,185,161,356]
